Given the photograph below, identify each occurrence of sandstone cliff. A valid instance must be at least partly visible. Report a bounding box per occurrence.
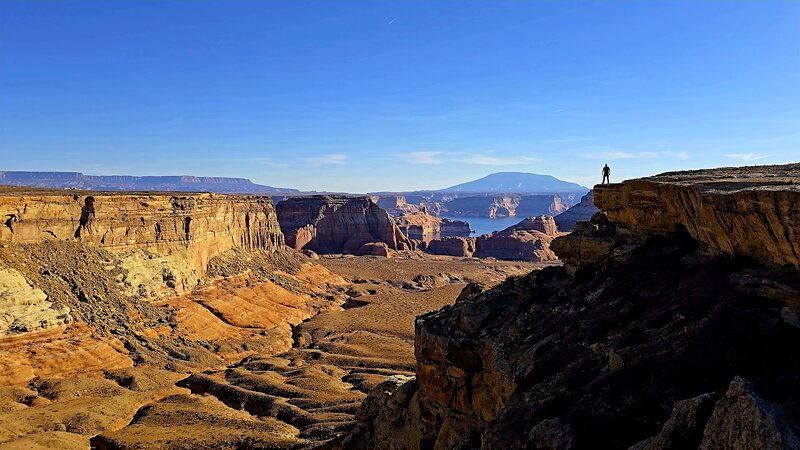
[0,187,284,276]
[594,164,800,267]
[338,164,800,450]
[276,195,411,254]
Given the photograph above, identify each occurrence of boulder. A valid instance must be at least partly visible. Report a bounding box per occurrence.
[699,377,800,450]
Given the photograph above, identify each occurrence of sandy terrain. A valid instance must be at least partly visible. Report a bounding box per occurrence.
[0,242,547,449]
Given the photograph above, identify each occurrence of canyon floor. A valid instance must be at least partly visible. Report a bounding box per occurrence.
[0,242,544,449]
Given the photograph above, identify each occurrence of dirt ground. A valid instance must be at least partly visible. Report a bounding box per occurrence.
[0,244,548,449]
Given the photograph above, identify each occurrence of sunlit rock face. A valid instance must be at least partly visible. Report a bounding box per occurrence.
[0,189,284,275]
[594,164,800,267]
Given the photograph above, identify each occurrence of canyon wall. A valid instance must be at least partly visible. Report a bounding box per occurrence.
[276,195,411,254]
[442,194,570,218]
[0,188,284,275]
[339,164,800,450]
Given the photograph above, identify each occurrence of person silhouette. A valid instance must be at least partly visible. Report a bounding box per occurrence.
[602,164,611,184]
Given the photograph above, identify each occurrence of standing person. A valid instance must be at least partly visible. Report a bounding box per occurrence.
[602,164,611,184]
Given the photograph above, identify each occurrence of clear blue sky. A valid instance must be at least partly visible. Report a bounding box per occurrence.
[1,1,798,192]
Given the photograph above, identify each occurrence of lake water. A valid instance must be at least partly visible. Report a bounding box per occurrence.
[441,215,522,236]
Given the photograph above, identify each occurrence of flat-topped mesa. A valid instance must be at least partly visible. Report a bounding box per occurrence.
[276,195,412,254]
[0,189,284,274]
[593,163,800,267]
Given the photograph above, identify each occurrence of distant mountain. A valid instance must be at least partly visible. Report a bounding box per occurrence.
[440,172,588,193]
[0,171,299,194]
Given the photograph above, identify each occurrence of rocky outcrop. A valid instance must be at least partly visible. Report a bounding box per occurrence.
[440,218,472,238]
[339,164,800,449]
[276,195,411,254]
[0,188,284,275]
[554,190,598,231]
[426,237,476,257]
[594,164,800,267]
[473,216,560,261]
[0,267,71,336]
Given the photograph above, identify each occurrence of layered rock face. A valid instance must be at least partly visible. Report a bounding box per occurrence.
[473,215,560,261]
[594,164,800,267]
[442,194,570,218]
[554,190,598,231]
[340,164,800,449]
[0,188,284,275]
[276,195,411,254]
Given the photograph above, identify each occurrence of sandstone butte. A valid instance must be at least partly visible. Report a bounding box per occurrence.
[424,215,561,262]
[337,163,800,450]
[276,195,412,254]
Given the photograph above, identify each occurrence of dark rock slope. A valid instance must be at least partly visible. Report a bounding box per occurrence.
[334,163,800,450]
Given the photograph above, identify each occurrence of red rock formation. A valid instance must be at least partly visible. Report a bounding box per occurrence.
[473,216,560,261]
[275,196,411,254]
[425,237,476,257]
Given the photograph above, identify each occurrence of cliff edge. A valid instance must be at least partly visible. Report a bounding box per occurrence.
[337,164,800,450]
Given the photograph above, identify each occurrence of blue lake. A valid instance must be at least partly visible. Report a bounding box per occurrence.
[441,215,522,236]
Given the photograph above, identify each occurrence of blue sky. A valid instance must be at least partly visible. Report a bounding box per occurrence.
[1,1,798,192]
